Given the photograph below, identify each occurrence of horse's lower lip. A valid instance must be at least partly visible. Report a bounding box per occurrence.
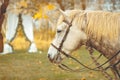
[48,58,57,63]
[47,53,63,64]
[49,58,54,63]
[48,56,61,64]
[48,54,54,63]
[48,55,57,63]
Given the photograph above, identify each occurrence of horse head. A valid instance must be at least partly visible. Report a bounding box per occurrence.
[48,9,87,64]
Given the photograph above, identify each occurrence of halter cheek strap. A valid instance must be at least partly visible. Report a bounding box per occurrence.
[51,15,74,57]
[51,12,88,58]
[51,43,70,57]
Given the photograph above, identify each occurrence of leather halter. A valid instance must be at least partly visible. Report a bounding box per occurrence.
[51,12,81,57]
[50,13,101,71]
[50,13,120,76]
[51,19,73,57]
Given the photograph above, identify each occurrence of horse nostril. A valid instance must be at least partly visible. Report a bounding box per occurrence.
[48,54,54,62]
[48,54,51,59]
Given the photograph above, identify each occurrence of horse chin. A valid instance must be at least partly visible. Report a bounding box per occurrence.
[54,54,66,64]
[48,54,63,64]
[54,56,63,64]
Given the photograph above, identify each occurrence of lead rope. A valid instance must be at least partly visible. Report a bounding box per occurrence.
[87,47,113,80]
[84,13,113,80]
[58,53,103,72]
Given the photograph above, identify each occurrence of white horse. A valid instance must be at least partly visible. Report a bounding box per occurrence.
[48,10,120,80]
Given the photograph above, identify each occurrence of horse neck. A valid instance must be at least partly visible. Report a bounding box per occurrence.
[86,36,119,59]
[83,12,120,59]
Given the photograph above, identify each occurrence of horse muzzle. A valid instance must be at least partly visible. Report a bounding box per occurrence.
[48,53,63,64]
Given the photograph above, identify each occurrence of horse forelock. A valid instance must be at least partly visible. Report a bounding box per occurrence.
[57,10,83,26]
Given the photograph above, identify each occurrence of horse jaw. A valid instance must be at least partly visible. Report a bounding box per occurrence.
[48,43,65,64]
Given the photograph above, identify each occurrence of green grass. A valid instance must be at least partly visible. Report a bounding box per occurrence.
[0,48,114,80]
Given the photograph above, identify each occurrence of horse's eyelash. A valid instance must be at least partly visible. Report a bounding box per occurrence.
[57,30,62,33]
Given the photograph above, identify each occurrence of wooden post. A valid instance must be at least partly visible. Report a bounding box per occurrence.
[0,0,9,52]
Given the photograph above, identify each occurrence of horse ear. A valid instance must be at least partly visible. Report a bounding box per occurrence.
[59,9,68,18]
[59,9,66,16]
[58,9,70,23]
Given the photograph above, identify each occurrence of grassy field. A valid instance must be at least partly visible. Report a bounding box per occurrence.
[1,28,114,80]
[0,48,114,80]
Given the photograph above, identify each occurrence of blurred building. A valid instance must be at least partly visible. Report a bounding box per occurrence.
[52,0,120,12]
[2,0,38,54]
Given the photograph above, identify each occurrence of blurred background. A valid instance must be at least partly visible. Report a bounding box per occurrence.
[2,0,120,52]
[0,0,119,80]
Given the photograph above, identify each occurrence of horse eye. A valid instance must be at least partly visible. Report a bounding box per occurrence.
[57,30,62,33]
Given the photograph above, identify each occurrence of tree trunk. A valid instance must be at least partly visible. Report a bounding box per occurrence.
[0,0,9,52]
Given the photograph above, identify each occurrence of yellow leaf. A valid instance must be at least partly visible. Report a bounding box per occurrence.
[81,77,86,80]
[47,4,55,10]
[33,9,43,19]
[20,1,27,8]
[43,15,48,19]
[39,78,46,80]
[33,13,42,19]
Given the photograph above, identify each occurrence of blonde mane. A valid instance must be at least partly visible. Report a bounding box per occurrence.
[57,10,120,41]
[73,11,120,42]
[57,10,83,26]
[55,10,120,79]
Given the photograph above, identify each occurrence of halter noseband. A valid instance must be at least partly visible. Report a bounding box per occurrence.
[51,15,74,57]
[51,12,88,57]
